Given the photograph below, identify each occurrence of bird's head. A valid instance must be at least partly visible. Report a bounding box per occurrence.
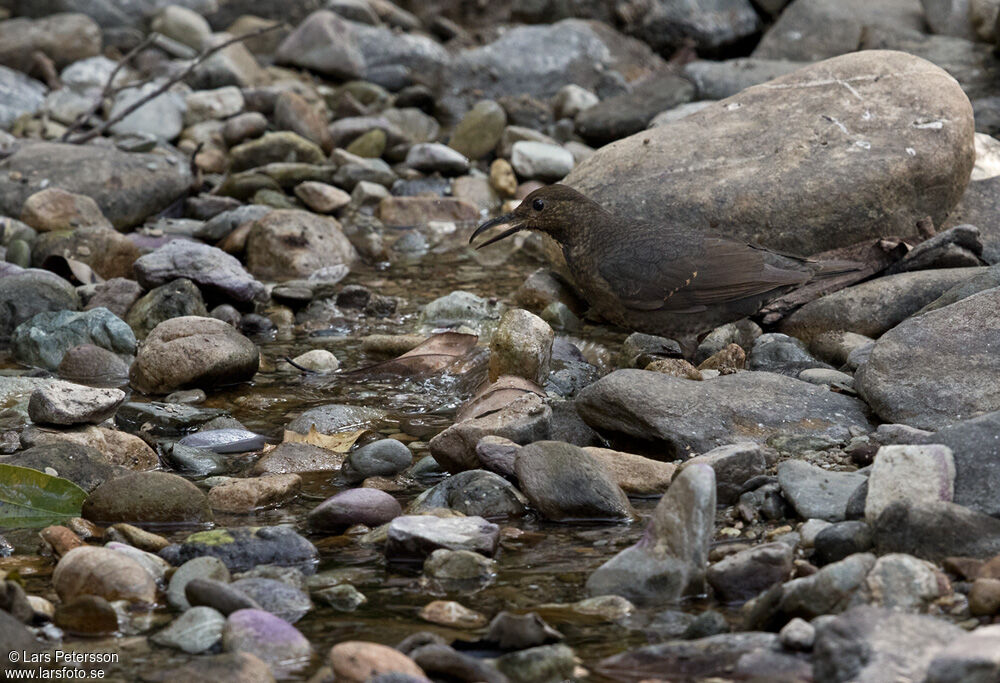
[469,184,602,248]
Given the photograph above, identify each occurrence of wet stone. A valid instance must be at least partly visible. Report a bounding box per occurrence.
[409,469,528,519]
[386,515,501,560]
[159,526,319,574]
[222,608,312,678]
[152,606,226,655]
[586,464,716,606]
[342,439,413,483]
[308,488,402,532]
[167,556,232,611]
[231,577,312,624]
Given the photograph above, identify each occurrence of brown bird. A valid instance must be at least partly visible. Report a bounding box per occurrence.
[470,184,851,356]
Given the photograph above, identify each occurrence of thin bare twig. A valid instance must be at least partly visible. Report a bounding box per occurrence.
[60,32,160,142]
[63,22,285,145]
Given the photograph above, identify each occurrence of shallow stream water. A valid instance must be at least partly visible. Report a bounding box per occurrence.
[3,233,754,681]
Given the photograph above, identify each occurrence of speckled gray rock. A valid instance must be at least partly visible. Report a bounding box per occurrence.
[856,287,1000,429]
[778,460,867,522]
[865,445,955,523]
[812,606,964,683]
[28,381,125,426]
[577,370,873,458]
[566,51,974,256]
[134,241,265,304]
[409,469,528,519]
[129,317,259,395]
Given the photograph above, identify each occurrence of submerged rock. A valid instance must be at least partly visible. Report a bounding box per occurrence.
[514,441,634,522]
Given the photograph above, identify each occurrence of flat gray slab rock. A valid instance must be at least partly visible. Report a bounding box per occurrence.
[856,287,1000,429]
[777,461,867,522]
[386,515,500,560]
[0,141,191,230]
[874,500,1000,561]
[28,380,125,426]
[576,369,873,457]
[565,50,973,256]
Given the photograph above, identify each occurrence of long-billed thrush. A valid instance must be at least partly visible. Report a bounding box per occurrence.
[470,184,856,355]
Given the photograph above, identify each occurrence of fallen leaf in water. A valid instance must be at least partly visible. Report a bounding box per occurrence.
[283,426,365,453]
[457,375,546,422]
[344,332,480,379]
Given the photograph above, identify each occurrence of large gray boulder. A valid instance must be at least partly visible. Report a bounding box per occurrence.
[438,19,665,121]
[856,287,1000,429]
[577,369,873,457]
[565,51,974,256]
[0,141,191,230]
[753,0,925,62]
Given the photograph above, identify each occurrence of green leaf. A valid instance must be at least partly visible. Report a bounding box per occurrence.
[0,464,88,528]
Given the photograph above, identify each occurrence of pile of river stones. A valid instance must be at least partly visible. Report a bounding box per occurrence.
[2,0,1000,680]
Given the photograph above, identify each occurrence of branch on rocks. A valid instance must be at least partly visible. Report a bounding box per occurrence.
[61,23,285,145]
[757,236,909,324]
[31,51,61,90]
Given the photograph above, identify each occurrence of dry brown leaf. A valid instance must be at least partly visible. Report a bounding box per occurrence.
[282,426,365,453]
[344,332,480,379]
[456,375,546,422]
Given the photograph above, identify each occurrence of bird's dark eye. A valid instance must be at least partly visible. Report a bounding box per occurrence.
[532,199,545,211]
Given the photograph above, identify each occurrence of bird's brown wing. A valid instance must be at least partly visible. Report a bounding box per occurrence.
[598,237,810,314]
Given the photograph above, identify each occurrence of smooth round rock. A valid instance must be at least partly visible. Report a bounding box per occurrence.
[329,641,426,683]
[167,556,232,610]
[308,488,402,532]
[566,51,975,256]
[222,608,312,677]
[342,439,413,483]
[82,471,213,525]
[53,545,156,603]
[129,316,260,395]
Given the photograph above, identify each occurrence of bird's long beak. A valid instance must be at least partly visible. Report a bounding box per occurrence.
[469,213,525,249]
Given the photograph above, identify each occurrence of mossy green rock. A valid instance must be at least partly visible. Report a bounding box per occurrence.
[449,100,507,160]
[229,132,325,173]
[82,471,212,524]
[158,526,319,573]
[345,128,386,158]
